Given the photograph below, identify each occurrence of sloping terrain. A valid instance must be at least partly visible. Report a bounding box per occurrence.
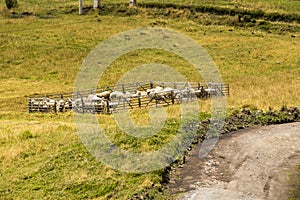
[0,0,299,199]
[168,122,300,200]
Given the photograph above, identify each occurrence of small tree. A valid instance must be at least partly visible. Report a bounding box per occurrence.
[5,0,18,9]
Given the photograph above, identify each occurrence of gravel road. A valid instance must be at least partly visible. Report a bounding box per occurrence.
[167,122,300,200]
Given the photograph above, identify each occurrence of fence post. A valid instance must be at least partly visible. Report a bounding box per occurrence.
[227,84,230,96]
[106,99,110,114]
[171,90,175,104]
[122,84,125,93]
[28,98,31,113]
[80,95,85,113]
[150,81,153,89]
[221,84,224,96]
[79,0,83,14]
[94,0,100,8]
[138,96,141,108]
[54,100,57,113]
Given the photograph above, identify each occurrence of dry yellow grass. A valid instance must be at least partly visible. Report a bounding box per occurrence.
[0,14,299,111]
[0,2,299,199]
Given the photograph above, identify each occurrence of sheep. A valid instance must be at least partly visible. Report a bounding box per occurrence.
[64,98,73,111]
[53,97,73,112]
[96,91,111,99]
[146,86,163,99]
[147,86,166,96]
[205,88,217,97]
[161,87,173,99]
[206,83,219,97]
[133,90,148,98]
[73,98,84,112]
[109,91,133,110]
[146,86,171,107]
[88,94,100,100]
[173,89,183,103]
[28,99,39,112]
[43,98,56,106]
[110,91,124,101]
[195,86,209,99]
[73,94,106,113]
[31,97,56,112]
[57,98,65,112]
[88,95,106,113]
[108,101,119,113]
[181,87,196,102]
[110,91,132,102]
[130,90,148,108]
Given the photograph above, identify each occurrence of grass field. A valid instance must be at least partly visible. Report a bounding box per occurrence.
[1,0,300,14]
[0,0,299,199]
[0,12,298,111]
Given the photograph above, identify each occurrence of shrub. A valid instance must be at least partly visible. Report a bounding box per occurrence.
[19,130,35,140]
[5,0,18,9]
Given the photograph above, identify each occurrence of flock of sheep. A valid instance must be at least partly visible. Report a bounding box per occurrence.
[28,82,226,114]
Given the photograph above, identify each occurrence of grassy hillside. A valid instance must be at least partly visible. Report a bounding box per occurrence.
[0,0,299,199]
[0,113,172,199]
[0,12,299,111]
[1,0,299,14]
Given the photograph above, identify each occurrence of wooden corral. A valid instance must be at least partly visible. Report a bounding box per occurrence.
[28,81,229,114]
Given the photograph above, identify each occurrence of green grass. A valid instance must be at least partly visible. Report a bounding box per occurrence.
[1,0,299,14]
[0,113,170,199]
[289,166,300,200]
[0,0,299,199]
[0,12,298,111]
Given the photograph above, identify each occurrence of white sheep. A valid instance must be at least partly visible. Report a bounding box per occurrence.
[146,86,172,107]
[162,87,173,98]
[110,91,132,102]
[32,97,56,112]
[173,89,183,103]
[146,86,163,98]
[73,95,106,113]
[205,88,217,96]
[96,91,111,99]
[108,91,133,111]
[133,90,148,98]
[181,87,196,102]
[57,98,65,112]
[64,98,73,111]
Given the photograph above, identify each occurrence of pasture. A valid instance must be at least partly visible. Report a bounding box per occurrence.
[0,0,299,199]
[1,0,300,14]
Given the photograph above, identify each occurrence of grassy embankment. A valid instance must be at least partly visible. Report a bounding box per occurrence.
[289,166,300,200]
[0,0,299,199]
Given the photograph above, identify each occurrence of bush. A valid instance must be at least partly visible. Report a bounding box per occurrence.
[19,130,35,140]
[5,0,18,9]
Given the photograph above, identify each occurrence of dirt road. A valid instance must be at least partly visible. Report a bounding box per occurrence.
[167,122,300,200]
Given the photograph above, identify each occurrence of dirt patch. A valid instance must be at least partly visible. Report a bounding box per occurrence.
[167,122,300,200]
